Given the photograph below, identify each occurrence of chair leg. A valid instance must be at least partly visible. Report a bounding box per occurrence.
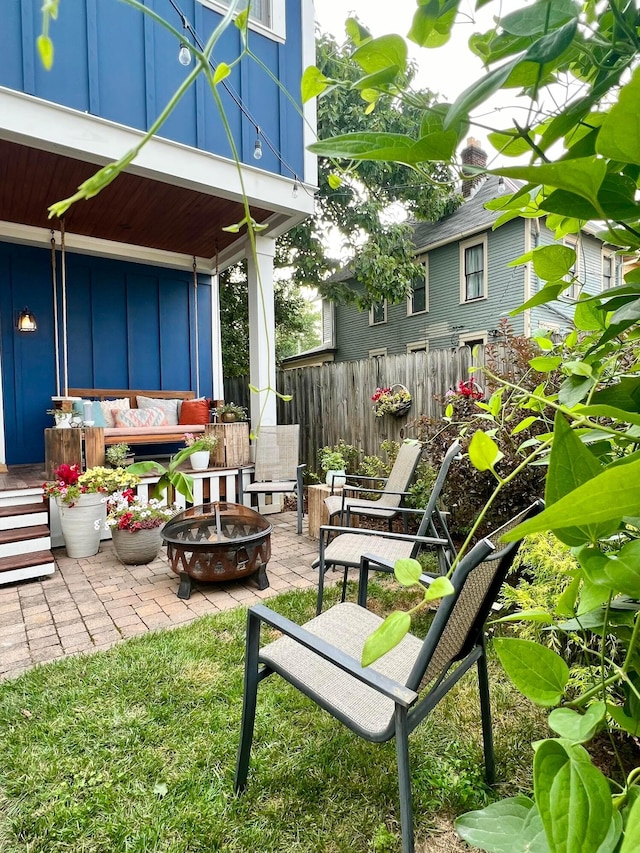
[340,566,349,602]
[316,549,327,615]
[477,635,495,786]
[394,705,415,853]
[234,610,262,794]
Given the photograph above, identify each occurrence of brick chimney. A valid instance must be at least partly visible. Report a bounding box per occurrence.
[461,137,487,199]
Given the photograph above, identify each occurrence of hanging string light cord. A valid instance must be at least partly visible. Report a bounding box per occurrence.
[60,218,69,398]
[167,0,301,186]
[193,256,200,399]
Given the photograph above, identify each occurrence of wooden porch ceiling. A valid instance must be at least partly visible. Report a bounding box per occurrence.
[0,139,272,258]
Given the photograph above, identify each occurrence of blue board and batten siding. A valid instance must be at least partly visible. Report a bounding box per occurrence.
[1,0,304,179]
[0,243,212,464]
[334,219,527,362]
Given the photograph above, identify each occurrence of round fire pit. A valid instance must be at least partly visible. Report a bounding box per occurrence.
[162,502,272,599]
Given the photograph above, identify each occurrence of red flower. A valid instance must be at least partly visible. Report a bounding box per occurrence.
[457,379,483,400]
[53,463,81,485]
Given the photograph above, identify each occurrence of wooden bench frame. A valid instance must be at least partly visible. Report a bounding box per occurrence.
[45,389,250,476]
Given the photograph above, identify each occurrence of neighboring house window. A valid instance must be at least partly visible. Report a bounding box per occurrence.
[368,347,387,358]
[563,235,581,299]
[459,332,487,350]
[602,250,616,290]
[407,341,429,353]
[198,0,285,41]
[407,258,428,315]
[459,235,488,302]
[369,301,387,325]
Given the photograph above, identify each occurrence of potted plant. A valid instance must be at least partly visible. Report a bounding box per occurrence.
[105,442,135,468]
[371,384,412,418]
[319,447,347,489]
[46,408,74,429]
[128,444,203,504]
[43,464,140,558]
[214,402,248,423]
[183,432,219,471]
[106,489,176,564]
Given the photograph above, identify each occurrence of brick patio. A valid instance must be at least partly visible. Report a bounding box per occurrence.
[0,511,319,681]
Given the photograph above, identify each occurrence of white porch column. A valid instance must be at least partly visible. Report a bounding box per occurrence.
[210,273,224,401]
[246,235,277,427]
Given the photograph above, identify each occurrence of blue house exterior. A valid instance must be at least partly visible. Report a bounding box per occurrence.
[321,163,621,364]
[0,0,316,465]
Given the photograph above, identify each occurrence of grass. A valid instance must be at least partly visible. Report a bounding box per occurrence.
[0,583,547,852]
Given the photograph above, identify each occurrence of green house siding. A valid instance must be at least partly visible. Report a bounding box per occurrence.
[334,218,527,363]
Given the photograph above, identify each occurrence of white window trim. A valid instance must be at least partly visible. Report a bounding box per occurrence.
[407,256,429,316]
[601,247,617,291]
[562,234,581,300]
[368,347,388,358]
[406,340,429,353]
[198,0,286,43]
[459,331,488,348]
[459,234,488,303]
[369,301,387,326]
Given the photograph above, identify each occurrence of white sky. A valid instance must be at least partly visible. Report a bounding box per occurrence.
[313,0,531,164]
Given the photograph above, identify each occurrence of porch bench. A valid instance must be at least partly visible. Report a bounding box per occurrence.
[45,389,250,476]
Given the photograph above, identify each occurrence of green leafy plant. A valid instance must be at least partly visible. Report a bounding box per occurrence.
[183,432,219,453]
[214,402,247,420]
[318,449,346,472]
[105,443,132,468]
[307,2,640,849]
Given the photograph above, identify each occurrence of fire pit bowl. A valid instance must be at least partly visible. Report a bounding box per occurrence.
[162,502,272,599]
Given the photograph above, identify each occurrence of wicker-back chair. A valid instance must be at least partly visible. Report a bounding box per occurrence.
[315,440,461,614]
[234,501,543,853]
[324,439,424,529]
[239,425,305,534]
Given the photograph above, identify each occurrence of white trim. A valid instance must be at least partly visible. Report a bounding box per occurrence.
[563,234,581,300]
[368,347,387,358]
[601,246,617,291]
[459,331,488,347]
[210,273,225,400]
[523,219,531,337]
[369,301,387,326]
[406,340,429,353]
[198,0,286,42]
[301,0,318,186]
[459,234,488,303]
[0,87,315,218]
[407,256,429,316]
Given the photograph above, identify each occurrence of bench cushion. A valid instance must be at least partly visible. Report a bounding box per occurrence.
[114,407,169,428]
[178,398,210,425]
[100,397,130,427]
[136,395,180,425]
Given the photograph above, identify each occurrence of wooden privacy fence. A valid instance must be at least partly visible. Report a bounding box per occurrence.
[225,347,486,471]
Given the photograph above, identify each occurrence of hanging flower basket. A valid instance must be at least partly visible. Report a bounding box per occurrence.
[371,384,413,418]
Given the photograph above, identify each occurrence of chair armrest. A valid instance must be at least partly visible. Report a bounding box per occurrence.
[249,604,417,707]
[343,486,411,498]
[319,524,447,548]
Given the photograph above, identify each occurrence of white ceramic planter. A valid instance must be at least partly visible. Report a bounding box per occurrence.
[111,527,163,565]
[325,469,347,488]
[189,450,210,471]
[57,493,107,558]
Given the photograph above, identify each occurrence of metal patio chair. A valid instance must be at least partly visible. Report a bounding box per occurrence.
[315,440,461,614]
[234,501,543,853]
[324,439,424,531]
[238,424,305,534]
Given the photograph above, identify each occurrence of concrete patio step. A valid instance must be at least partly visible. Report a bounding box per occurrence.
[0,548,56,584]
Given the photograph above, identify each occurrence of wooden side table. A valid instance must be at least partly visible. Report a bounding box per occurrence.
[307,484,360,539]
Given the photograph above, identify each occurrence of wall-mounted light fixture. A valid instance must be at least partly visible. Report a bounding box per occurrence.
[17,308,37,332]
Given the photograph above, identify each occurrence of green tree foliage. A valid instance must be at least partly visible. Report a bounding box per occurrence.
[282,31,460,308]
[219,264,320,377]
[305,1,640,849]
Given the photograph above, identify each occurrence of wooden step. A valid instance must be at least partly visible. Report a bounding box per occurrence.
[0,549,56,585]
[0,502,48,531]
[0,525,51,558]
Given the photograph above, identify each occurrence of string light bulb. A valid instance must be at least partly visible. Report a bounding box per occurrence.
[253,131,263,161]
[178,43,191,65]
[292,181,299,199]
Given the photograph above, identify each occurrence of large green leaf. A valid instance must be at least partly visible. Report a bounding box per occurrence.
[308,131,456,164]
[352,35,407,75]
[589,378,640,413]
[574,404,640,428]
[494,638,568,706]
[468,430,504,472]
[574,298,606,332]
[548,702,605,742]
[620,793,640,852]
[510,283,566,315]
[455,797,550,853]
[491,158,607,207]
[607,703,640,738]
[597,66,640,165]
[502,455,640,544]
[500,1,578,37]
[601,540,640,598]
[532,244,576,281]
[394,557,422,587]
[408,3,457,49]
[523,19,577,65]
[361,610,410,667]
[558,375,595,408]
[534,740,616,853]
[301,66,330,102]
[445,58,520,130]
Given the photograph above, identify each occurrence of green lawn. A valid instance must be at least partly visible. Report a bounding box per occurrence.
[0,584,546,852]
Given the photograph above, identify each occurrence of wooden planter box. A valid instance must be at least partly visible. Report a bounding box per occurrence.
[207,422,251,468]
